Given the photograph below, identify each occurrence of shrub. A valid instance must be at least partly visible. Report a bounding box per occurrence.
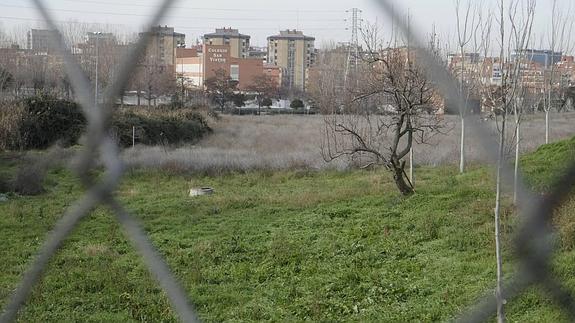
[0,101,26,151]
[290,99,305,110]
[0,98,213,151]
[111,109,212,148]
[233,94,246,107]
[12,158,47,196]
[0,174,10,194]
[0,68,13,90]
[262,98,273,107]
[19,95,87,150]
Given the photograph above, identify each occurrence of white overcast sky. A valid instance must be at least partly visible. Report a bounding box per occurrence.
[0,0,573,51]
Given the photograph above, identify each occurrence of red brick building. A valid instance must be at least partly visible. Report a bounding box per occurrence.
[203,44,267,90]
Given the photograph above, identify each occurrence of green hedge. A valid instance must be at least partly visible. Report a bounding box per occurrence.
[19,95,86,150]
[0,96,212,150]
[112,111,212,147]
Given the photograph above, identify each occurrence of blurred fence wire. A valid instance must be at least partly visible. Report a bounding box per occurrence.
[0,0,199,322]
[371,0,575,322]
[0,0,574,322]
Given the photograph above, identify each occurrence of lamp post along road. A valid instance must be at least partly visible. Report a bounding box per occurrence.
[94,32,102,106]
[177,43,186,104]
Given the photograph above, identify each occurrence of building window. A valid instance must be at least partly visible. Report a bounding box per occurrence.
[230,65,240,81]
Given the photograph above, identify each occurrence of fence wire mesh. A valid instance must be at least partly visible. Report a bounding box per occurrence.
[372,0,575,321]
[0,0,199,322]
[0,0,574,322]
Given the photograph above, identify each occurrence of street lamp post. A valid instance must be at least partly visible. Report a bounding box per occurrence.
[93,32,102,106]
[177,43,186,105]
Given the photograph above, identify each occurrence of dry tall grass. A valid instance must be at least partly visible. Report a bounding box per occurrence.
[0,101,25,151]
[122,112,575,173]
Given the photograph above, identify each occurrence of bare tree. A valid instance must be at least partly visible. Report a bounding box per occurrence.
[543,0,574,144]
[488,0,536,321]
[509,1,536,205]
[130,58,176,107]
[247,74,279,115]
[0,54,15,97]
[322,24,443,196]
[204,68,240,111]
[308,44,348,114]
[454,0,481,174]
[494,3,508,320]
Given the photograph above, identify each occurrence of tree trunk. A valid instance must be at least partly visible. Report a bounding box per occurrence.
[392,163,414,196]
[460,116,466,173]
[545,109,550,144]
[513,121,520,205]
[495,116,506,323]
[409,147,414,188]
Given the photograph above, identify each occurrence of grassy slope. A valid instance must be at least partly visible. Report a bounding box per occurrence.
[521,136,575,192]
[0,138,574,322]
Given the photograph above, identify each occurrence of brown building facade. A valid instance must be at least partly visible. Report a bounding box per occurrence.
[204,28,250,59]
[263,65,282,88]
[203,44,264,90]
[176,48,203,87]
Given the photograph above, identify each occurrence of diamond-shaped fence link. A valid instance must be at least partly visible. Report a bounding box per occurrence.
[0,0,574,322]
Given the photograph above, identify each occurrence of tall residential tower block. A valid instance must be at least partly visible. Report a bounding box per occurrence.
[267,30,316,92]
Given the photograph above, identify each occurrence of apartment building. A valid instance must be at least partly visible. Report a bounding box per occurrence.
[203,28,250,59]
[248,46,268,62]
[177,29,281,91]
[27,29,59,53]
[140,25,186,68]
[85,32,117,47]
[556,56,575,87]
[267,30,316,92]
[513,49,562,69]
[263,65,282,88]
[176,48,204,87]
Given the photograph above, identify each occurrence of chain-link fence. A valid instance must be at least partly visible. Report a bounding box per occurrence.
[1,0,574,322]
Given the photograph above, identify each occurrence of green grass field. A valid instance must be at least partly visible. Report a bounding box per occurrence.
[0,137,574,322]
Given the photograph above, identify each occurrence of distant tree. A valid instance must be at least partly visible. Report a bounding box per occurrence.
[322,24,443,196]
[559,86,575,112]
[247,74,278,114]
[135,64,176,107]
[542,0,574,144]
[307,44,348,115]
[0,67,13,91]
[454,0,481,174]
[262,97,273,107]
[233,93,246,107]
[290,99,304,110]
[204,69,239,111]
[484,1,535,320]
[28,56,48,95]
